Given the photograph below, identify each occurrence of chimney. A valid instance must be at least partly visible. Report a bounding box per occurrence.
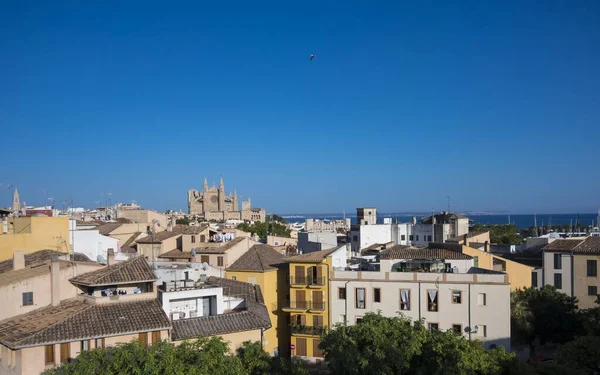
[484,241,489,253]
[412,216,417,225]
[167,217,173,232]
[13,250,25,271]
[107,248,115,266]
[51,256,61,307]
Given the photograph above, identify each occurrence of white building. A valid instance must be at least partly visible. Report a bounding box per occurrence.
[158,278,224,320]
[69,220,119,263]
[329,267,511,350]
[305,218,351,233]
[298,232,338,254]
[350,222,453,254]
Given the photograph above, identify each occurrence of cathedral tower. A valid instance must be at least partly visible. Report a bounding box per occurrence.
[203,177,208,192]
[233,189,238,212]
[218,177,225,212]
[12,188,20,212]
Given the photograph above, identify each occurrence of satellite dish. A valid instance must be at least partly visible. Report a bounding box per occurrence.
[97,255,106,264]
[201,262,209,270]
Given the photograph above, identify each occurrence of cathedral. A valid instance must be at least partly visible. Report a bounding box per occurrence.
[187,178,265,222]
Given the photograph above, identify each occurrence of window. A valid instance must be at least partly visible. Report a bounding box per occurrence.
[80,340,89,352]
[554,254,562,269]
[200,255,209,264]
[217,256,224,267]
[60,342,70,363]
[478,293,486,306]
[313,315,324,327]
[200,235,206,242]
[589,286,597,296]
[452,290,462,304]
[401,235,406,241]
[191,235,196,243]
[452,324,462,334]
[427,290,438,311]
[427,235,432,242]
[531,272,538,287]
[428,323,439,332]
[473,256,479,268]
[231,276,236,281]
[313,339,324,358]
[338,287,346,299]
[400,289,410,310]
[355,288,366,309]
[352,236,358,242]
[152,331,161,343]
[480,325,487,337]
[339,314,346,323]
[409,235,414,241]
[45,345,55,365]
[139,332,148,347]
[22,292,33,306]
[554,273,563,289]
[588,260,598,277]
[295,338,307,356]
[95,338,105,349]
[356,317,363,324]
[374,288,381,303]
[416,235,419,241]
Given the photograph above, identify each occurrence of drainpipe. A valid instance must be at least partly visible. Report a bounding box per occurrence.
[344,280,350,326]
[570,250,574,297]
[468,283,472,341]
[418,281,422,321]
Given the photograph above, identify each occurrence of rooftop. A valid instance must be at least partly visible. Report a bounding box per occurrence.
[0,298,170,349]
[193,236,246,254]
[173,224,210,235]
[136,230,181,244]
[543,237,600,253]
[284,246,341,263]
[0,250,92,275]
[421,212,469,224]
[379,245,473,260]
[69,256,157,286]
[158,249,194,260]
[226,244,284,272]
[96,223,124,235]
[446,230,490,243]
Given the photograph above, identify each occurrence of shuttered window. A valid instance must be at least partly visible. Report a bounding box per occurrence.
[295,338,307,356]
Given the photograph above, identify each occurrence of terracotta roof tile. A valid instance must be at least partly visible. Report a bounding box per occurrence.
[193,237,246,254]
[97,223,124,235]
[173,224,210,235]
[379,245,472,260]
[284,246,341,263]
[543,237,600,253]
[69,256,156,286]
[0,250,92,275]
[121,232,142,249]
[158,249,193,260]
[135,231,181,244]
[226,244,283,272]
[0,298,171,349]
[447,231,490,243]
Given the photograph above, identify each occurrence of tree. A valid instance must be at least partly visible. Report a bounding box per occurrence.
[471,224,522,245]
[555,336,600,374]
[267,214,287,224]
[237,341,271,375]
[237,221,291,240]
[319,313,520,375]
[511,286,582,349]
[176,217,191,225]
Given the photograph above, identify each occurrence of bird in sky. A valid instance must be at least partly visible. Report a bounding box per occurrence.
[309,54,315,62]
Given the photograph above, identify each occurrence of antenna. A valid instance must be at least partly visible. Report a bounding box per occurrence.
[533,214,538,237]
[446,196,451,212]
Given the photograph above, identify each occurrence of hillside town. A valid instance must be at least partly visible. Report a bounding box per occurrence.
[1,185,600,374]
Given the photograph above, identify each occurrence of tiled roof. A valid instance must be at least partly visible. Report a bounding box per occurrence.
[447,231,490,243]
[0,260,98,288]
[158,249,193,260]
[379,245,472,260]
[172,277,270,341]
[193,237,246,254]
[284,247,341,263]
[121,232,142,249]
[97,223,124,235]
[69,256,157,286]
[135,231,181,244]
[226,244,283,272]
[0,250,92,275]
[173,224,210,235]
[543,237,600,253]
[0,298,171,349]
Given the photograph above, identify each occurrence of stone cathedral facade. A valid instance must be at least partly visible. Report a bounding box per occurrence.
[187,178,265,222]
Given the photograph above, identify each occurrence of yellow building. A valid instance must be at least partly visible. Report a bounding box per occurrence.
[0,217,71,261]
[282,247,343,362]
[461,244,534,290]
[225,244,287,356]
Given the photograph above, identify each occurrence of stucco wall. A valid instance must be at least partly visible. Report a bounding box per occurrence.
[0,217,71,261]
[462,245,533,290]
[573,254,600,309]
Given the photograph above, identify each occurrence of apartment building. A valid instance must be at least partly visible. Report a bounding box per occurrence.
[540,237,600,309]
[330,268,511,350]
[0,217,71,261]
[281,246,347,362]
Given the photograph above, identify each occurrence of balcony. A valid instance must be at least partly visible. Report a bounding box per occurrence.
[290,325,328,336]
[281,300,309,312]
[290,276,307,287]
[309,301,326,312]
[307,277,326,288]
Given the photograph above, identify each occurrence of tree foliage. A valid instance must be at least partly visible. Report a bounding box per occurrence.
[237,221,291,240]
[176,218,191,225]
[471,224,522,245]
[319,313,519,375]
[555,336,600,374]
[511,286,582,347]
[267,214,287,224]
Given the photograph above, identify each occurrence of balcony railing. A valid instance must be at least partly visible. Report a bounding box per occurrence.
[290,325,328,336]
[290,276,307,286]
[309,301,326,311]
[307,277,326,287]
[281,300,309,310]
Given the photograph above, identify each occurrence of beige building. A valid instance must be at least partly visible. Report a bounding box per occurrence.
[541,237,600,309]
[0,251,172,375]
[188,178,265,222]
[116,209,168,229]
[0,217,72,261]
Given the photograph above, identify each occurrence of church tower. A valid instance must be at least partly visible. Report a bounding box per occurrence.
[203,177,208,192]
[12,188,20,212]
[218,177,225,211]
[233,189,238,211]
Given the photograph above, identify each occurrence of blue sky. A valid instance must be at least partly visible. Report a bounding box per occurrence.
[1,1,599,214]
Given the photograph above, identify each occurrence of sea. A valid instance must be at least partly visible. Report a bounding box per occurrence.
[281,213,600,230]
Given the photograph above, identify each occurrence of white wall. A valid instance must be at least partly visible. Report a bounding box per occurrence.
[159,287,224,319]
[330,271,510,350]
[542,252,572,296]
[329,246,348,269]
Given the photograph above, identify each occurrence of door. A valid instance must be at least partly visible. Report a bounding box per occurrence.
[295,338,307,356]
[296,290,306,309]
[294,266,304,285]
[316,265,323,285]
[312,290,323,310]
[152,331,161,344]
[60,342,70,363]
[202,296,211,316]
[139,332,148,347]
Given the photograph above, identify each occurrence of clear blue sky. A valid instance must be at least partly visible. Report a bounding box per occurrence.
[1,1,599,214]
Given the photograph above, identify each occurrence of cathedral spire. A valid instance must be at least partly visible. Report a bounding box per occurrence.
[219,177,224,189]
[12,188,20,212]
[203,177,208,192]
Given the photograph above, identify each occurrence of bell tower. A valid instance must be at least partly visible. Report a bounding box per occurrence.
[218,177,225,211]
